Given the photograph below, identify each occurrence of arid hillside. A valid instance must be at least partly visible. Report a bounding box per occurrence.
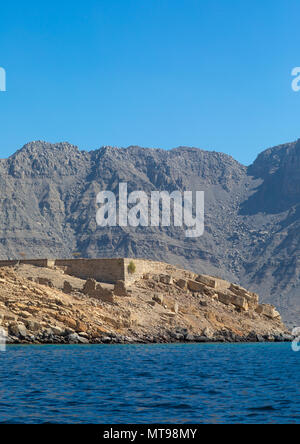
[0,261,291,344]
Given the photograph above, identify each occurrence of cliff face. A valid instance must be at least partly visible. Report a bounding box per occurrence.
[0,140,299,327]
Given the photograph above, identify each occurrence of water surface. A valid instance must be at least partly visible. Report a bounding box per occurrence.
[0,343,299,424]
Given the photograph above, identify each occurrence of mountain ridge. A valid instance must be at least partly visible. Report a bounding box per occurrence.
[0,139,299,327]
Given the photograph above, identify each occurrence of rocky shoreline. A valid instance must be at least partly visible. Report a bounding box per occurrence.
[0,261,292,346]
[5,329,294,345]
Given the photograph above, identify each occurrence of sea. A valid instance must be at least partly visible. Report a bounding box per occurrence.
[0,343,299,424]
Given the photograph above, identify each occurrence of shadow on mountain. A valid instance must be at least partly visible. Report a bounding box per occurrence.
[240,140,300,215]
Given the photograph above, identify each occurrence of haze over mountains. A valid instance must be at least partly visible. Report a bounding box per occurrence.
[0,139,299,326]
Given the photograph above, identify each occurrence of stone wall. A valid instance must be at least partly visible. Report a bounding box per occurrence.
[0,259,52,268]
[0,257,177,285]
[123,258,176,285]
[54,258,125,284]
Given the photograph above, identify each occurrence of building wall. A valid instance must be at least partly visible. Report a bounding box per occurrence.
[123,258,173,284]
[0,259,51,268]
[0,257,175,285]
[54,258,125,283]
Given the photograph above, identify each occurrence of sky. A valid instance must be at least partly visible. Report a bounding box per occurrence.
[0,0,300,165]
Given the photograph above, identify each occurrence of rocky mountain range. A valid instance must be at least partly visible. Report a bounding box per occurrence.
[0,139,299,327]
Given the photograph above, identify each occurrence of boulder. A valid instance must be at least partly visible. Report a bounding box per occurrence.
[114,280,130,296]
[82,278,96,295]
[196,275,217,288]
[170,301,179,314]
[95,285,115,303]
[187,280,205,292]
[175,279,187,290]
[217,291,249,311]
[50,325,64,336]
[67,333,79,343]
[82,279,115,303]
[153,294,164,305]
[202,327,214,339]
[37,277,53,288]
[196,275,231,291]
[160,275,173,285]
[8,322,28,338]
[63,281,73,294]
[24,319,42,331]
[229,284,259,308]
[255,304,281,319]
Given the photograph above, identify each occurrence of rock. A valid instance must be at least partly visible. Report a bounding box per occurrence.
[4,314,17,322]
[82,278,96,295]
[217,291,249,311]
[77,336,89,344]
[153,294,164,305]
[59,316,77,330]
[196,275,217,288]
[185,334,195,342]
[255,304,281,319]
[18,311,32,319]
[193,335,211,342]
[63,327,75,335]
[67,333,79,343]
[75,321,87,332]
[101,336,112,344]
[229,284,259,308]
[114,280,130,297]
[95,286,115,303]
[37,277,53,288]
[63,281,73,294]
[24,319,42,331]
[175,279,187,290]
[187,280,205,292]
[202,327,214,338]
[170,332,184,341]
[163,312,176,318]
[82,279,115,303]
[50,325,64,335]
[160,275,173,285]
[256,334,265,342]
[8,322,28,338]
[170,301,179,313]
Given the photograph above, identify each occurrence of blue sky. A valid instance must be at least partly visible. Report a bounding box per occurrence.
[0,0,299,165]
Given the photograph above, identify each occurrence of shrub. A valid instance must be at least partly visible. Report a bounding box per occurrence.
[128,261,136,274]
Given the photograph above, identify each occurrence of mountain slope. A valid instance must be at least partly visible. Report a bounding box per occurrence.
[0,139,299,327]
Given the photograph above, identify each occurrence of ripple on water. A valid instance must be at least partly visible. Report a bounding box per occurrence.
[0,343,299,424]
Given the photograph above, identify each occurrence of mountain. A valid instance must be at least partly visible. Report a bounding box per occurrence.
[0,139,299,327]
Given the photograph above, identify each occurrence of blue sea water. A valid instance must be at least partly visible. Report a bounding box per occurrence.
[0,343,299,424]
